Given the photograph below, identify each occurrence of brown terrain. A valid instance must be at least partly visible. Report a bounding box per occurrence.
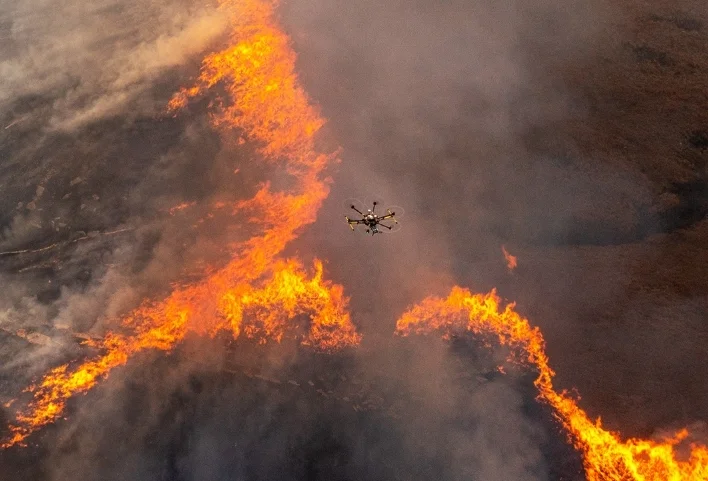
[514,0,708,437]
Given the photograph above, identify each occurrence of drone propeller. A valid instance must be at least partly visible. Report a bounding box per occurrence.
[344,215,358,231]
[343,197,366,216]
[381,222,402,233]
[365,196,385,213]
[380,209,402,233]
[386,205,405,219]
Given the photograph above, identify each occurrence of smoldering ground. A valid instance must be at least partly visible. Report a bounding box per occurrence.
[1,0,708,480]
[0,334,585,481]
[0,3,290,464]
[0,0,256,375]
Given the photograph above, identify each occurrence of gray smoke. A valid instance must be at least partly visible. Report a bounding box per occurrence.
[0,0,238,401]
[284,0,708,472]
[0,0,226,129]
[2,0,707,479]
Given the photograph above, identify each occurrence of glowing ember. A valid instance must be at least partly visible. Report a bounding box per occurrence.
[502,245,517,271]
[396,287,708,481]
[1,0,357,448]
[168,201,197,216]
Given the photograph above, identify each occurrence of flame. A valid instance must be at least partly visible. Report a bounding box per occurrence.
[3,259,358,448]
[502,245,517,271]
[3,2,706,480]
[396,287,708,481]
[168,0,326,166]
[2,0,358,448]
[220,258,360,350]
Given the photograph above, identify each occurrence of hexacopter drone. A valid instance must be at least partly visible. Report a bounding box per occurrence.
[345,201,399,235]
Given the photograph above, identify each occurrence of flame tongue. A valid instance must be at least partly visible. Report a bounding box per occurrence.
[396,287,708,481]
[501,245,518,271]
[169,0,326,165]
[221,259,360,349]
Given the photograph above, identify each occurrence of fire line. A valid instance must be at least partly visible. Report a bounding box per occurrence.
[396,288,708,481]
[1,0,359,448]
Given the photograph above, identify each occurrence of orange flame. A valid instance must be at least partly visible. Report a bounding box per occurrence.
[221,258,360,350]
[2,0,358,448]
[502,245,517,271]
[396,287,708,481]
[168,0,326,166]
[3,259,358,448]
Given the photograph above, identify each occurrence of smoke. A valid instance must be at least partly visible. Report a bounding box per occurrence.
[0,0,242,404]
[0,0,591,479]
[285,0,707,476]
[0,0,227,129]
[0,0,253,323]
[1,0,707,479]
[283,0,640,344]
[0,336,583,481]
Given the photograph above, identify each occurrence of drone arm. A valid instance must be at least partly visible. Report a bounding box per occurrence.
[378,223,393,230]
[345,217,363,232]
[350,206,364,215]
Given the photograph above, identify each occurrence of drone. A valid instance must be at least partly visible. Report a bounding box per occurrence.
[345,201,398,235]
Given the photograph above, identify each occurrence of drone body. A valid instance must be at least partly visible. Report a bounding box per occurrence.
[345,201,398,235]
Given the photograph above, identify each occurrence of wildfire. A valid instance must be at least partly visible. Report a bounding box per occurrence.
[502,245,518,271]
[2,0,358,447]
[3,2,707,481]
[396,287,708,481]
[3,259,358,448]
